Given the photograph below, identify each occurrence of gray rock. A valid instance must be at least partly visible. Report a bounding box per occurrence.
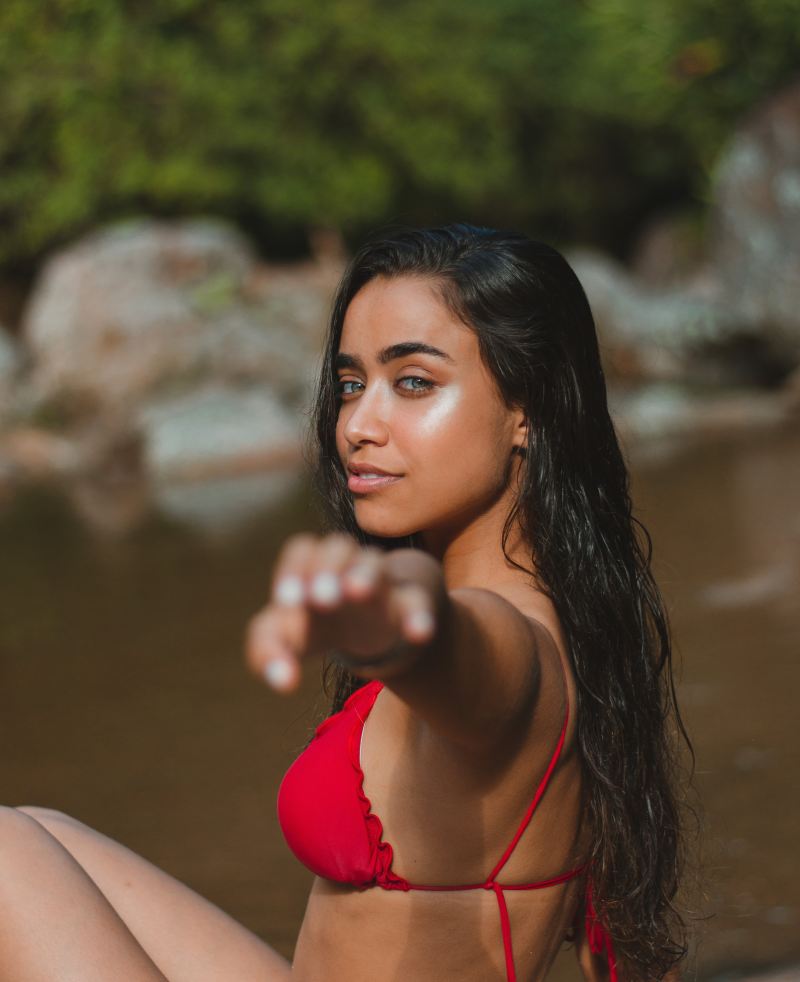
[570,249,739,353]
[630,210,708,289]
[20,218,335,413]
[608,380,794,457]
[570,79,800,385]
[136,383,303,484]
[711,79,800,355]
[135,383,306,533]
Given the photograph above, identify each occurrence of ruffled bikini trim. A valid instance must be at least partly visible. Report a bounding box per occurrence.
[347,682,411,892]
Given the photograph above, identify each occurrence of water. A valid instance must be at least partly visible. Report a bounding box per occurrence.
[1,422,798,979]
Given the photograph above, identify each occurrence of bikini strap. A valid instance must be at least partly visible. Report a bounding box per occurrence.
[487,645,571,883]
[585,875,619,981]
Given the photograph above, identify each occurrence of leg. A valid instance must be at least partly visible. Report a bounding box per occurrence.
[3,806,292,982]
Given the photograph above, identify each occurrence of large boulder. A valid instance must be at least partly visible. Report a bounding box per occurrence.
[132,383,305,533]
[568,249,748,384]
[20,218,337,414]
[572,78,800,387]
[136,383,302,484]
[710,78,800,357]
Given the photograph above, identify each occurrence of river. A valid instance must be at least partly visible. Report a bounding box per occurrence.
[1,421,797,979]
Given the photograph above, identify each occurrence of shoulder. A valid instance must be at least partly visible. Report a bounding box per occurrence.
[482,586,578,754]
[448,585,576,754]
[520,614,580,756]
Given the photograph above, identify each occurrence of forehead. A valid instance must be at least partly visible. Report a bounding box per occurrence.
[339,276,475,360]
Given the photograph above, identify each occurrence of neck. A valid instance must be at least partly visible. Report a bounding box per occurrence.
[418,456,534,592]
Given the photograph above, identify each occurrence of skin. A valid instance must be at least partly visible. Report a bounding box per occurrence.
[250,276,600,979]
[0,274,613,981]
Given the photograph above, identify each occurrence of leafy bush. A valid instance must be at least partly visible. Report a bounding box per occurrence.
[1,0,798,267]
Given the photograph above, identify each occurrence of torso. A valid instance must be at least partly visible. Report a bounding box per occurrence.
[289,590,590,981]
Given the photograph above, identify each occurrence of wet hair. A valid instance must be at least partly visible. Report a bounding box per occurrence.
[305,222,691,979]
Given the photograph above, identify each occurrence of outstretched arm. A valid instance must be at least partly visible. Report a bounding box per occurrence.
[245,533,544,753]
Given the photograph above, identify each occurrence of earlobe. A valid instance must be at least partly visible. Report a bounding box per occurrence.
[513,415,529,457]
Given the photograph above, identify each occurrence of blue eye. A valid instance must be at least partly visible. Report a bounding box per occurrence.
[335,376,434,397]
[398,376,434,393]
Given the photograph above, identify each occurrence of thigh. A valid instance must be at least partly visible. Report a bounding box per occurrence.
[15,806,292,982]
[0,806,168,982]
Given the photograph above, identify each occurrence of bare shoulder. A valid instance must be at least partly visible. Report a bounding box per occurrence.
[383,584,539,751]
[488,585,579,749]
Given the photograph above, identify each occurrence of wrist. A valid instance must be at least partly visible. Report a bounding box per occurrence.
[333,636,424,680]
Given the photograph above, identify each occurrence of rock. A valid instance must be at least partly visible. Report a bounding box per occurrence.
[134,383,305,534]
[136,383,303,485]
[571,79,800,389]
[629,210,708,289]
[569,249,751,384]
[710,79,800,356]
[608,380,795,458]
[20,219,337,414]
[0,426,81,480]
[570,248,800,389]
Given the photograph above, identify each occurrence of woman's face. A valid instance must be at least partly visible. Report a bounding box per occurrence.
[335,275,527,544]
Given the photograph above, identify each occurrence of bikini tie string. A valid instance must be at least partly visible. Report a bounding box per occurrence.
[585,878,619,982]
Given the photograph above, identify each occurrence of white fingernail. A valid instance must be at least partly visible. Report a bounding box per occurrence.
[275,576,304,606]
[344,565,377,589]
[265,659,293,689]
[406,609,435,637]
[310,571,341,604]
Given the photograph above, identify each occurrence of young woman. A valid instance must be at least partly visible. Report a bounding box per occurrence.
[0,223,689,981]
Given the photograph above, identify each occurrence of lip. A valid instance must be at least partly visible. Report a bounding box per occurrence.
[348,462,400,477]
[347,473,403,494]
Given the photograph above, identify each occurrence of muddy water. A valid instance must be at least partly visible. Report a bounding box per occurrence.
[1,422,798,980]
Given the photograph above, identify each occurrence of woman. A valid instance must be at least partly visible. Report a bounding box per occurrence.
[0,223,688,980]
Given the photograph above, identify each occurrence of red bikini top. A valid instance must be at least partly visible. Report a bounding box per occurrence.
[277,676,618,982]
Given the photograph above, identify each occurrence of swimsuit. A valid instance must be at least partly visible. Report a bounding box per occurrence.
[277,669,618,981]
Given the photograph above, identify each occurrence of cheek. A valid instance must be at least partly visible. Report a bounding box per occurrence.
[416,388,505,460]
[411,388,466,445]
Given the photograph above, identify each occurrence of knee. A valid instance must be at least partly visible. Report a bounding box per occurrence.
[16,805,69,823]
[0,804,40,830]
[0,806,50,864]
[15,805,84,836]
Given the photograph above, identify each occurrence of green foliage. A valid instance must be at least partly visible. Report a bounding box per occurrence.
[0,0,798,266]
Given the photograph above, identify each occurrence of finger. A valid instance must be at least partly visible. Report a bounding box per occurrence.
[341,546,384,600]
[263,653,301,693]
[390,583,438,645]
[271,533,319,607]
[306,533,360,610]
[244,609,302,693]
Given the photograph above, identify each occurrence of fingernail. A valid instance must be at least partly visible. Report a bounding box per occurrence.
[405,609,435,638]
[265,658,293,689]
[275,576,304,606]
[309,571,341,605]
[344,565,377,590]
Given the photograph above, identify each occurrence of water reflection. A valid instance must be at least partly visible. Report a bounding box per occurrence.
[0,423,798,979]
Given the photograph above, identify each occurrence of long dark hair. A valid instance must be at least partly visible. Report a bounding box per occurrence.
[304,222,691,979]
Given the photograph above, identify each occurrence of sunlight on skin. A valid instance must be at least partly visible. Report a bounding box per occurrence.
[334,275,530,584]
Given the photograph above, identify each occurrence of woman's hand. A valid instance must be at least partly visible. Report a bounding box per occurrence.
[244,532,443,693]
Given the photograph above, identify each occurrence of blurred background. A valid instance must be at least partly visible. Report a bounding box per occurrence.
[0,1,798,978]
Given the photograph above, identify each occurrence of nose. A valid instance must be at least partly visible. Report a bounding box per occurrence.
[340,381,391,448]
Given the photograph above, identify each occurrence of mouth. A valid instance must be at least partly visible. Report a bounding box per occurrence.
[347,472,403,494]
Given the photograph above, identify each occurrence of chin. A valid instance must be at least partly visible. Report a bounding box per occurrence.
[353,509,418,541]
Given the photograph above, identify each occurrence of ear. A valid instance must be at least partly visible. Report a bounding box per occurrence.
[511,409,529,455]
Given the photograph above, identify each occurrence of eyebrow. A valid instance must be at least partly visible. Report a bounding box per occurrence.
[334,341,455,373]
